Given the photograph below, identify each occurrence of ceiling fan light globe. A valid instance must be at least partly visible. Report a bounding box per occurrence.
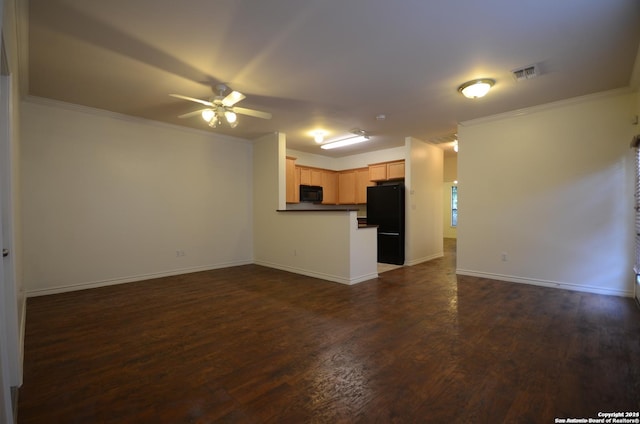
[208,115,219,128]
[225,111,237,124]
[201,109,215,122]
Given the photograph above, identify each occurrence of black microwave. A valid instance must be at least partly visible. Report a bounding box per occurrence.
[300,185,323,203]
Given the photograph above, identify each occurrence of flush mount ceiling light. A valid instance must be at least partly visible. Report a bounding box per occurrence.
[310,129,328,144]
[321,129,370,150]
[458,79,495,99]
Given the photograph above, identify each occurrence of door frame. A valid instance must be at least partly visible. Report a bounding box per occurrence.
[0,6,20,417]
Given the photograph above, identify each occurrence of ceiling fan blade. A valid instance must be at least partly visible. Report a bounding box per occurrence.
[231,106,272,120]
[221,91,246,107]
[178,109,207,119]
[169,94,213,107]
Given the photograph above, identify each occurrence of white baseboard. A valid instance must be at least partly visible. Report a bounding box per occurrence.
[456,269,634,298]
[254,260,378,285]
[405,251,444,266]
[26,260,253,297]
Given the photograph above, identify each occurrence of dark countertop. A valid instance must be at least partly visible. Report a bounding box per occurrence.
[277,208,360,212]
[358,224,377,228]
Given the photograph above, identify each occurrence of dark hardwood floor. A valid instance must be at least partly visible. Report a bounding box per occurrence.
[18,239,640,423]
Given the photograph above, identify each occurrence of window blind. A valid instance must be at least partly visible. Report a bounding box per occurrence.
[633,135,640,276]
[636,147,640,274]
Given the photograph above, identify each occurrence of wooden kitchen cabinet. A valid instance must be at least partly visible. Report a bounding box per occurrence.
[338,170,356,204]
[298,166,323,186]
[321,171,338,204]
[337,168,373,204]
[355,167,374,204]
[299,167,310,185]
[291,163,382,205]
[387,161,405,180]
[368,163,387,182]
[294,165,337,204]
[286,157,297,203]
[311,169,323,186]
[369,160,405,182]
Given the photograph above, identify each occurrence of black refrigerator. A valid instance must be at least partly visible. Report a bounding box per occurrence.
[366,183,405,265]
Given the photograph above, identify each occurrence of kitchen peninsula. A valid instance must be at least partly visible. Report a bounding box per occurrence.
[252,133,443,287]
[273,208,378,284]
[252,134,380,286]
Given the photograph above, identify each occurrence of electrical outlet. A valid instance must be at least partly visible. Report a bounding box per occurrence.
[176,250,185,257]
[293,249,297,256]
[501,252,508,262]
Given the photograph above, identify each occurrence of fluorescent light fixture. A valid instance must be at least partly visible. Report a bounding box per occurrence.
[458,79,495,99]
[321,131,369,150]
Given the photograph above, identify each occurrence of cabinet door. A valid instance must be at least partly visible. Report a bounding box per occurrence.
[338,171,356,204]
[355,168,374,204]
[321,171,338,204]
[299,167,311,185]
[311,169,323,186]
[369,163,387,182]
[387,161,405,180]
[286,157,297,203]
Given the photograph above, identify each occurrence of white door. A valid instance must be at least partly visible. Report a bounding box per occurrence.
[0,97,14,424]
[0,178,15,424]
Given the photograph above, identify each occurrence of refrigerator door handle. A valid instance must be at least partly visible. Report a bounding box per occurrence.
[379,232,400,236]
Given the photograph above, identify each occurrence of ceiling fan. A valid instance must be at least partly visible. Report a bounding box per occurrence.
[170,84,272,128]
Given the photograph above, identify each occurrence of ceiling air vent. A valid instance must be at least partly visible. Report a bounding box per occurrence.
[430,134,457,145]
[512,64,539,81]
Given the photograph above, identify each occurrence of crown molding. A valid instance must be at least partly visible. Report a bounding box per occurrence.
[459,87,636,128]
[22,95,254,144]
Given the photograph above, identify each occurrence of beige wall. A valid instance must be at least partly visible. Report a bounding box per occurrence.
[405,137,443,265]
[443,155,457,182]
[286,146,406,171]
[21,98,254,295]
[457,90,637,296]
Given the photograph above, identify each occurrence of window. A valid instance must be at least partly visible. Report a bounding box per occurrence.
[451,185,458,227]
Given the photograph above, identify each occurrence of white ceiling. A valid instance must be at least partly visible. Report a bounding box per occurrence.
[24,0,640,157]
